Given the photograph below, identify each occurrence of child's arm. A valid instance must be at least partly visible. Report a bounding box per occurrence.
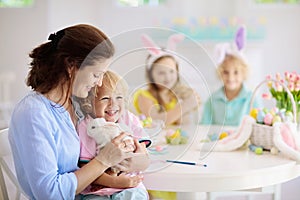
[94,172,143,188]
[79,162,143,189]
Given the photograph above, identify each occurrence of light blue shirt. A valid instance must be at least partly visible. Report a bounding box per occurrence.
[9,92,79,200]
[201,85,260,126]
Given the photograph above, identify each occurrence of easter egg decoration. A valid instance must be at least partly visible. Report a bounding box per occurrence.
[256,110,265,124]
[263,113,273,126]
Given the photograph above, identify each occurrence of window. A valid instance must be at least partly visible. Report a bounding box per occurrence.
[117,0,166,7]
[0,0,34,8]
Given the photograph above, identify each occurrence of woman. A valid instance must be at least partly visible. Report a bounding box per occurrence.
[8,24,145,199]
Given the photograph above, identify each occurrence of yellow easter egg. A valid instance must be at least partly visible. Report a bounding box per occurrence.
[219,132,228,140]
[170,130,180,139]
[146,117,152,123]
[250,108,258,119]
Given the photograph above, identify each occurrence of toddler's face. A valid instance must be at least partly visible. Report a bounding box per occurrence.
[95,85,125,123]
[220,65,245,92]
[151,57,178,90]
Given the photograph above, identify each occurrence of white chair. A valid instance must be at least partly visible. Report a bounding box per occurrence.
[0,72,16,129]
[0,128,28,200]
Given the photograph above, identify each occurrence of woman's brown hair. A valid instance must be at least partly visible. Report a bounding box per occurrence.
[27,24,115,105]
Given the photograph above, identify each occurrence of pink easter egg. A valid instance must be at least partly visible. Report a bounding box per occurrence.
[155,145,163,151]
[166,129,174,136]
[264,113,273,125]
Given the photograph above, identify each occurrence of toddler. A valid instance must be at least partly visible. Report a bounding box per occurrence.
[76,70,150,199]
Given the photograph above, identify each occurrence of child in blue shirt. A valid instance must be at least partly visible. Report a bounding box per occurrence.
[201,26,260,126]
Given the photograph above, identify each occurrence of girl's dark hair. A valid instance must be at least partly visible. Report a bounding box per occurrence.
[27,24,115,105]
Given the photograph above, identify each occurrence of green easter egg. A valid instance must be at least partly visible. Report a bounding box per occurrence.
[171,137,180,145]
[180,137,188,144]
[255,147,263,155]
[272,115,282,125]
[263,108,269,114]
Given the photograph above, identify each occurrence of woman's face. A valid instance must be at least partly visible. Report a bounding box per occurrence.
[73,59,111,98]
[220,65,244,92]
[151,57,178,90]
[95,84,125,123]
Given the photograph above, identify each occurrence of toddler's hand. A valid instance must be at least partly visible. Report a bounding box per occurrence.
[94,133,135,168]
[111,172,143,188]
[113,139,150,172]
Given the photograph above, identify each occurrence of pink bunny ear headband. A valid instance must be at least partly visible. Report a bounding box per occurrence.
[141,33,185,69]
[214,25,247,65]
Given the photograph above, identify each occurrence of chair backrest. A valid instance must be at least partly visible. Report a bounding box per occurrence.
[0,128,12,157]
[0,72,16,129]
[0,128,28,200]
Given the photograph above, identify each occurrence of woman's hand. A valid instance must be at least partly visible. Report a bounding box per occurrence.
[94,132,135,168]
[110,172,144,188]
[114,139,150,172]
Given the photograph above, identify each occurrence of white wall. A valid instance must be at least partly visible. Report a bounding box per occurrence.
[2,0,299,105]
[0,0,48,102]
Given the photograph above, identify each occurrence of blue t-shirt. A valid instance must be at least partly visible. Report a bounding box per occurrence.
[201,85,260,126]
[9,92,79,200]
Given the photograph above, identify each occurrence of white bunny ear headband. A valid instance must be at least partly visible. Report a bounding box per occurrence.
[141,33,185,69]
[214,25,247,65]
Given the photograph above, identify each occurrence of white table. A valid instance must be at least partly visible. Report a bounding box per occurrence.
[143,126,300,193]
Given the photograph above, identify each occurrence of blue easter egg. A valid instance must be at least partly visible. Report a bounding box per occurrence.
[209,133,219,141]
[256,110,265,123]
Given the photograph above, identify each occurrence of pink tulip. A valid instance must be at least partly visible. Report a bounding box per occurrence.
[284,71,290,79]
[275,73,281,81]
[280,79,285,84]
[289,73,296,82]
[296,75,300,84]
[275,82,283,92]
[288,82,295,91]
[295,83,300,92]
[266,75,272,80]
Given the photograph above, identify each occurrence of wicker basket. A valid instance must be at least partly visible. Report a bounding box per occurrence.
[249,79,297,150]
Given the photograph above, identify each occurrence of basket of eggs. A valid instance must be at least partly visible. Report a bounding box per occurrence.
[249,79,297,150]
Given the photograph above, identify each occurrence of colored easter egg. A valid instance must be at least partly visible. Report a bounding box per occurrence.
[270,147,279,155]
[250,108,258,119]
[269,110,276,116]
[170,130,180,139]
[166,129,174,136]
[209,133,219,141]
[155,145,164,151]
[272,115,282,125]
[170,137,181,145]
[249,144,263,155]
[263,113,273,125]
[180,137,188,144]
[219,132,228,140]
[256,110,265,123]
[255,147,263,155]
[262,108,269,114]
[181,130,188,137]
[139,114,147,121]
[146,117,153,123]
